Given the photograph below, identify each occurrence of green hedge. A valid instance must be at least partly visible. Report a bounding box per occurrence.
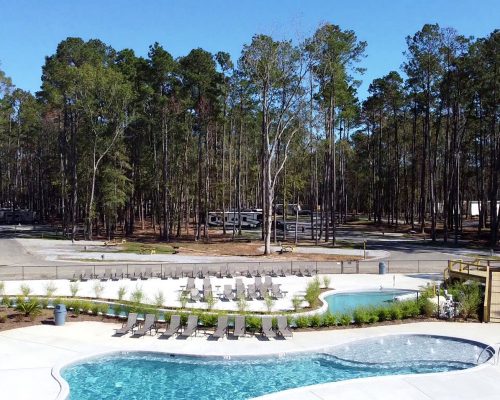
[0,295,436,330]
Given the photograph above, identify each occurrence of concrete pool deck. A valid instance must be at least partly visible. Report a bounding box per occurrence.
[0,321,498,400]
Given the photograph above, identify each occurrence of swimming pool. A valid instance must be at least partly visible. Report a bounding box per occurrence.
[325,289,416,314]
[61,335,493,400]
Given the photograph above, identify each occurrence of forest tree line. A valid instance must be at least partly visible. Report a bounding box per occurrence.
[0,23,498,251]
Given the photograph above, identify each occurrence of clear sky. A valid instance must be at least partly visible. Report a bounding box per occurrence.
[0,0,498,99]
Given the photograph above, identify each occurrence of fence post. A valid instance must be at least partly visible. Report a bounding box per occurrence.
[356,261,360,274]
[316,261,318,275]
[56,266,58,280]
[22,266,25,280]
[341,261,344,274]
[417,260,420,273]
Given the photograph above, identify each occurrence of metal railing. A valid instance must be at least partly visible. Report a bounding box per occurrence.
[0,259,450,281]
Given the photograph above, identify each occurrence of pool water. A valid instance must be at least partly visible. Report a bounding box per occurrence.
[62,335,492,400]
[325,289,416,314]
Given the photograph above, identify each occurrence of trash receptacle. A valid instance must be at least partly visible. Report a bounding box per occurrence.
[54,304,67,326]
[378,262,387,275]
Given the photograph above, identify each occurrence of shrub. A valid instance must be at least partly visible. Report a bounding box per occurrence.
[323,313,337,327]
[291,295,303,311]
[117,286,127,301]
[389,304,403,320]
[450,281,482,320]
[130,286,145,304]
[353,308,370,325]
[367,309,379,324]
[376,306,391,321]
[322,276,331,289]
[16,299,41,320]
[339,313,352,326]
[419,298,436,317]
[420,284,436,300]
[93,282,105,299]
[69,282,79,297]
[399,301,420,319]
[295,315,310,328]
[44,281,58,297]
[0,314,6,323]
[154,290,165,307]
[237,296,248,313]
[246,316,262,332]
[309,314,322,327]
[263,294,275,313]
[19,284,31,297]
[0,281,4,296]
[205,292,216,310]
[304,279,321,308]
[90,302,108,316]
[199,312,218,327]
[178,291,189,309]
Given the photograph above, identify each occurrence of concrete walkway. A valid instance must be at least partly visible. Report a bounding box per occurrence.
[0,322,498,400]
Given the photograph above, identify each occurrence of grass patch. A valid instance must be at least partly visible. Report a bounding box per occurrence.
[118,242,176,255]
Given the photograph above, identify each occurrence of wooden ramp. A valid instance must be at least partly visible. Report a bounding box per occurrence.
[489,270,500,322]
[446,259,500,323]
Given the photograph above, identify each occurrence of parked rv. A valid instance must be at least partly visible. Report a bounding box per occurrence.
[208,210,262,229]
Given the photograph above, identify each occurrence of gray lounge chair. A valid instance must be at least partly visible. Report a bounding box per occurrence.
[254,276,263,291]
[101,268,112,281]
[190,288,201,302]
[203,278,211,289]
[80,268,92,281]
[236,284,245,300]
[186,277,196,290]
[247,284,258,300]
[172,266,182,279]
[115,312,138,335]
[161,315,181,337]
[261,316,276,338]
[223,285,235,301]
[233,315,246,337]
[199,265,209,278]
[271,283,283,298]
[277,316,293,337]
[112,267,122,281]
[179,315,198,337]
[212,315,228,339]
[133,313,157,337]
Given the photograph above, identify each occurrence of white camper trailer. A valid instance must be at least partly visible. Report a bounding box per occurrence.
[208,210,262,229]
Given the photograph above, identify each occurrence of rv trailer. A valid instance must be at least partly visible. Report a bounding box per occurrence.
[208,210,262,229]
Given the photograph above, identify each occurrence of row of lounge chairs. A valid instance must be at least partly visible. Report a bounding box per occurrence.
[114,313,292,339]
[184,276,284,302]
[222,276,284,300]
[73,264,315,282]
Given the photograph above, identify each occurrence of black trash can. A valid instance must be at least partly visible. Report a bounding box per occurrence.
[378,262,387,275]
[54,304,67,326]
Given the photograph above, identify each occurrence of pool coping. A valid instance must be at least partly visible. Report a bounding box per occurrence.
[51,331,497,400]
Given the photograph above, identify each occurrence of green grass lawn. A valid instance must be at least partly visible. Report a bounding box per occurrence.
[118,242,176,254]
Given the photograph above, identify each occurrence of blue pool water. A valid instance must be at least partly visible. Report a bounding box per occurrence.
[62,335,492,400]
[325,289,416,314]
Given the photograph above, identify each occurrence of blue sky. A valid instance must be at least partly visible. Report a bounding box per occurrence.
[0,0,497,99]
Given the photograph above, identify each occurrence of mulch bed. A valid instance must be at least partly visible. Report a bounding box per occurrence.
[0,308,118,332]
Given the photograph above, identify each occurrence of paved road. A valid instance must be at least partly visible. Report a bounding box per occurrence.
[0,238,40,266]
